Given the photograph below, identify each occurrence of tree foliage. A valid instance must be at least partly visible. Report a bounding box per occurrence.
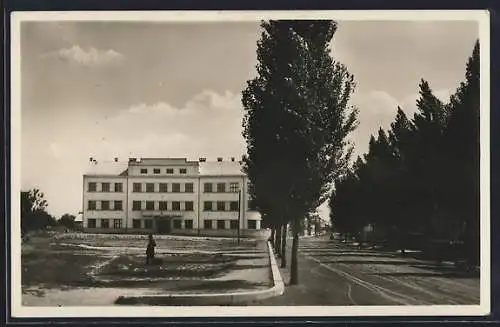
[59,214,77,229]
[242,20,358,284]
[21,189,56,232]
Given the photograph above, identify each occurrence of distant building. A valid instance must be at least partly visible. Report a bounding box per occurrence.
[82,157,262,236]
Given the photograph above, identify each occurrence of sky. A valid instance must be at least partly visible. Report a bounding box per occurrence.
[20,19,479,220]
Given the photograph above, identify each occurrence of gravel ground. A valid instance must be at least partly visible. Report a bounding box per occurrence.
[21,232,272,306]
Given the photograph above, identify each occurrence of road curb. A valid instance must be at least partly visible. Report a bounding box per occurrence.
[115,241,284,306]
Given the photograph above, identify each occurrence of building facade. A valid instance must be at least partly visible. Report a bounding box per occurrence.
[82,157,262,236]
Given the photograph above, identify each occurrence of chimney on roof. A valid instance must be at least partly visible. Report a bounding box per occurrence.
[231,157,235,162]
[217,157,223,162]
[199,158,206,162]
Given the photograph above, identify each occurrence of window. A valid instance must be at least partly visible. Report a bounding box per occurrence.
[114,183,123,192]
[140,168,148,174]
[88,219,96,228]
[114,200,123,211]
[88,200,96,210]
[229,182,239,193]
[113,219,122,228]
[185,220,193,229]
[173,220,182,229]
[88,182,97,192]
[230,201,239,211]
[166,168,174,174]
[101,219,110,229]
[204,183,213,193]
[217,220,226,229]
[172,183,180,193]
[248,199,254,210]
[204,220,213,229]
[132,219,141,229]
[172,201,181,211]
[203,201,213,211]
[248,220,257,230]
[101,200,110,211]
[146,183,154,193]
[159,201,168,211]
[153,168,160,174]
[132,201,141,211]
[144,219,153,229]
[133,183,142,192]
[180,168,187,174]
[185,201,194,211]
[217,201,226,211]
[230,220,238,230]
[101,182,110,192]
[159,183,168,193]
[185,183,194,193]
[217,183,226,193]
[146,201,155,211]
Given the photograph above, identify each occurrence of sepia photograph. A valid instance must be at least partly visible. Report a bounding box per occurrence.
[10,10,490,318]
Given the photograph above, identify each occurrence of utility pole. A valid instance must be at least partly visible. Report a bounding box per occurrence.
[237,188,241,244]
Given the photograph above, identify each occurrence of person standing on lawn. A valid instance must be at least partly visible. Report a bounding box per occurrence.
[146,234,157,264]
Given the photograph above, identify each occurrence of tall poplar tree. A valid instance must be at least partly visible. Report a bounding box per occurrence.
[242,20,357,284]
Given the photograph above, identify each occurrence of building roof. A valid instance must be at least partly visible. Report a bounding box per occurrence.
[198,161,244,176]
[129,158,199,166]
[84,161,129,176]
[83,158,245,177]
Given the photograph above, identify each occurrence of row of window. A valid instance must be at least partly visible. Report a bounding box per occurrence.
[140,168,187,175]
[133,182,194,193]
[88,182,123,193]
[131,200,240,212]
[86,218,258,230]
[133,200,195,211]
[88,200,123,211]
[88,182,243,193]
[87,200,253,211]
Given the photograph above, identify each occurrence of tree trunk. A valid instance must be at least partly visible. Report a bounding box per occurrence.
[275,224,282,257]
[290,220,300,285]
[269,228,276,247]
[281,223,287,268]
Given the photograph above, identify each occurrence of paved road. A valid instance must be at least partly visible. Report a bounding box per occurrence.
[254,237,480,306]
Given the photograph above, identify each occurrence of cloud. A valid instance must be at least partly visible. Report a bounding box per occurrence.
[348,90,400,157]
[348,87,454,159]
[41,45,124,66]
[399,88,453,116]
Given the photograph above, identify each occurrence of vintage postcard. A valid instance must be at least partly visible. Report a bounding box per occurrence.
[10,10,490,318]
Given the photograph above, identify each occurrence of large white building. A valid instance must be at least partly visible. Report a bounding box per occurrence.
[82,157,262,236]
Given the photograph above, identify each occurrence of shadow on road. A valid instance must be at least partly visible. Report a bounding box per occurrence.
[318,260,417,265]
[305,253,399,259]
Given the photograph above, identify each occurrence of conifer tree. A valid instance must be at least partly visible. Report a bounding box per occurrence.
[443,40,480,265]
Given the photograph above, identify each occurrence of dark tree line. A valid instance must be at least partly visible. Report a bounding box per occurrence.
[242,20,357,284]
[21,188,78,234]
[329,41,480,265]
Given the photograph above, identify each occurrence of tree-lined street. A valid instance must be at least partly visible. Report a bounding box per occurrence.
[254,236,479,306]
[20,17,482,308]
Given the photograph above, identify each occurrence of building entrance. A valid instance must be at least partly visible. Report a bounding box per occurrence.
[156,218,171,234]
